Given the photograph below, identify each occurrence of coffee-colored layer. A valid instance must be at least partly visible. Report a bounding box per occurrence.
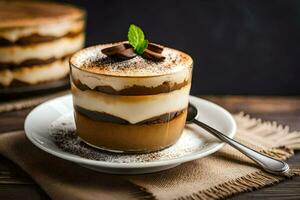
[75,105,185,125]
[72,77,189,95]
[75,109,187,152]
[0,54,72,70]
[0,31,82,47]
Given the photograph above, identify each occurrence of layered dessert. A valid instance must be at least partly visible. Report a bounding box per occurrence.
[70,42,193,152]
[0,1,85,87]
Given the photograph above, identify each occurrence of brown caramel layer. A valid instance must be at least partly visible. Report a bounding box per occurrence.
[75,105,186,125]
[0,54,71,70]
[72,78,189,96]
[0,31,83,47]
[75,109,187,152]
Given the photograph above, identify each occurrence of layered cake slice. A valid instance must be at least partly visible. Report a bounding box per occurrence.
[0,1,85,87]
[70,41,193,152]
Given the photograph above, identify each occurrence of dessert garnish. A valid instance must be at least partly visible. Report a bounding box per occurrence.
[101,24,165,61]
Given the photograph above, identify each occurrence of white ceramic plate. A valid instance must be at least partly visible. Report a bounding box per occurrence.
[24,95,236,174]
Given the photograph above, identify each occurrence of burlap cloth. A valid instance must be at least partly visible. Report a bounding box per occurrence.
[0,94,300,199]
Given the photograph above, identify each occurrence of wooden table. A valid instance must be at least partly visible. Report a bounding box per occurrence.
[0,96,299,200]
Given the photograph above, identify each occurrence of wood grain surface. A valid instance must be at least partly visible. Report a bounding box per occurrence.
[0,95,299,200]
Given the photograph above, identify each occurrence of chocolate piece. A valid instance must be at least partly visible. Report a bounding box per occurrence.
[147,43,164,53]
[74,105,186,125]
[101,42,165,61]
[0,31,83,47]
[102,43,136,59]
[0,54,71,70]
[142,49,165,61]
[101,43,127,56]
[72,78,189,95]
[115,48,136,59]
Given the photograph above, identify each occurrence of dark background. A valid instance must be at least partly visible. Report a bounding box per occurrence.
[57,0,300,95]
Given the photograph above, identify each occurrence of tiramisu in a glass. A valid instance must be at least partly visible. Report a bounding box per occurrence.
[70,42,193,152]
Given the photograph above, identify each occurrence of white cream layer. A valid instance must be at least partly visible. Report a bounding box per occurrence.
[0,20,84,42]
[0,33,84,63]
[71,67,191,91]
[72,84,191,124]
[0,58,69,86]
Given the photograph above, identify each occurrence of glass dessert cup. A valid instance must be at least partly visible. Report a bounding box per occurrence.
[69,43,193,153]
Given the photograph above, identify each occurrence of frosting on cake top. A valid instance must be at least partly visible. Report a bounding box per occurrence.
[70,42,193,77]
[0,1,84,28]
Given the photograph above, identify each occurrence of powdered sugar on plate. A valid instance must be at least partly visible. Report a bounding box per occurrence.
[49,113,208,163]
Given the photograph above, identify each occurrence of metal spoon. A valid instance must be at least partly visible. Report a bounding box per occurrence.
[186,103,290,176]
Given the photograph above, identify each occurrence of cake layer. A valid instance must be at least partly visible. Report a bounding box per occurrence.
[0,19,84,43]
[0,58,69,86]
[0,54,72,70]
[75,110,186,152]
[0,33,84,64]
[0,31,82,47]
[75,105,185,125]
[71,66,191,93]
[72,83,190,124]
[70,42,193,77]
[0,79,67,88]
[0,1,84,28]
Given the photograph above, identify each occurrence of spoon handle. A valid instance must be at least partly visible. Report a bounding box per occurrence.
[192,119,290,175]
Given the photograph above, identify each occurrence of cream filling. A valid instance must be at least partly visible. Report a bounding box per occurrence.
[0,58,69,86]
[0,20,84,42]
[71,67,191,91]
[72,84,191,124]
[0,33,84,63]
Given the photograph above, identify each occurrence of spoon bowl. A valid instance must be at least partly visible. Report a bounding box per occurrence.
[186,103,198,123]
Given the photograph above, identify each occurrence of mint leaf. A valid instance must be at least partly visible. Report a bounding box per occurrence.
[128,24,144,48]
[128,24,148,55]
[135,39,148,55]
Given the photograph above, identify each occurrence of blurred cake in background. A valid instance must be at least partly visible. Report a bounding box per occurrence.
[0,1,85,88]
